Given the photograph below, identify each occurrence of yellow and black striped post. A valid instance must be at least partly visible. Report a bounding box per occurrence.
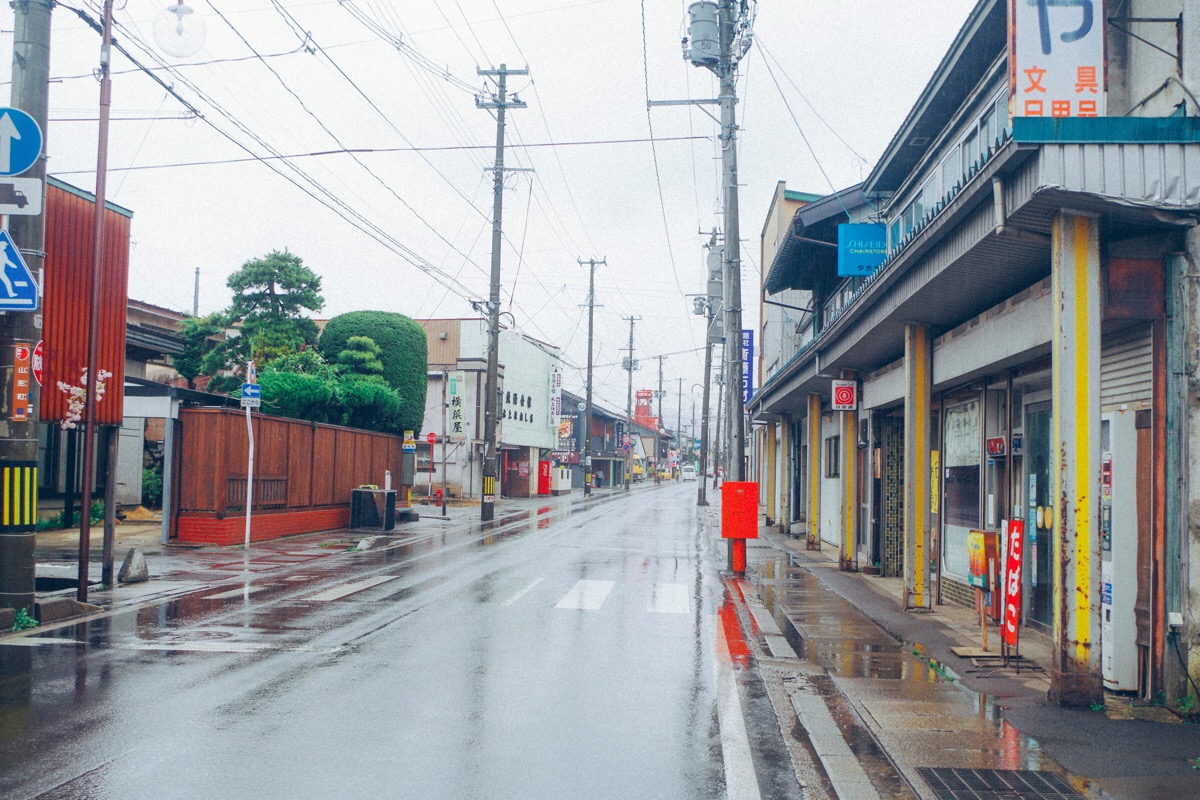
[0,462,38,532]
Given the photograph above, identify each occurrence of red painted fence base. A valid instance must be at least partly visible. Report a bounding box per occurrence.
[176,508,351,546]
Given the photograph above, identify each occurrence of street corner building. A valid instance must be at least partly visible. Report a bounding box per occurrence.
[747,0,1200,708]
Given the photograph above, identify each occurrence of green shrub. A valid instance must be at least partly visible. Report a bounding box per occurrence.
[318,311,428,432]
[142,466,163,508]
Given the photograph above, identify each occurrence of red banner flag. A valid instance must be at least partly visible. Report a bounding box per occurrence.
[1002,519,1025,648]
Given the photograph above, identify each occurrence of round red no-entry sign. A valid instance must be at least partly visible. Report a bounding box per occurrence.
[427,432,437,444]
[32,340,43,386]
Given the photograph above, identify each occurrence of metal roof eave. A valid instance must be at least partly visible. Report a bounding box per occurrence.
[763,184,865,295]
[865,0,1006,196]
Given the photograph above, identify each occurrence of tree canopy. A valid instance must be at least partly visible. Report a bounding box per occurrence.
[318,311,427,432]
[206,249,324,377]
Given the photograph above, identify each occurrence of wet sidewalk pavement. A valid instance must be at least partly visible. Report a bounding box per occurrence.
[739,526,1200,800]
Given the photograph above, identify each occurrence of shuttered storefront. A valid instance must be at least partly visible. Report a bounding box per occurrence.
[1101,325,1152,410]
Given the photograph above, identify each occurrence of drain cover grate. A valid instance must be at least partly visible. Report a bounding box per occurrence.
[918,768,1084,800]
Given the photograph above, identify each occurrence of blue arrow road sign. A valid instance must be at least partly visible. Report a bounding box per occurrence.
[241,383,262,408]
[0,230,38,311]
[0,108,43,177]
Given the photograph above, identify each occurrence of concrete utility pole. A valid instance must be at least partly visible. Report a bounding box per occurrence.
[656,355,666,478]
[579,257,604,495]
[622,315,639,492]
[676,377,683,471]
[0,0,52,614]
[716,0,748,482]
[476,64,528,523]
[193,267,200,317]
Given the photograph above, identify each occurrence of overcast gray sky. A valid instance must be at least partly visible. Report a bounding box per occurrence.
[3,0,976,426]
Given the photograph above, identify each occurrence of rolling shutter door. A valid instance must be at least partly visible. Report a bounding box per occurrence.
[1101,325,1152,410]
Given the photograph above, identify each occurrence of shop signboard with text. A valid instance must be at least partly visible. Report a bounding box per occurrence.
[1010,0,1106,118]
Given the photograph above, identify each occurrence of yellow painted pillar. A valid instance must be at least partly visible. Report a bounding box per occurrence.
[904,324,932,609]
[807,393,821,549]
[766,421,776,521]
[1050,211,1103,707]
[841,371,858,571]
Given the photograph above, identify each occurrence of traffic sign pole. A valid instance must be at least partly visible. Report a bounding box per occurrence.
[0,4,51,614]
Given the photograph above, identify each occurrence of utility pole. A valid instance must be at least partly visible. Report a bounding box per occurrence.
[193,267,200,317]
[676,377,683,462]
[0,0,51,614]
[655,355,666,480]
[717,0,747,482]
[579,257,604,496]
[622,315,639,492]
[476,64,528,523]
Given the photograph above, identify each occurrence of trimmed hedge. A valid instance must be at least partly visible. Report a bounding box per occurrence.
[318,311,427,432]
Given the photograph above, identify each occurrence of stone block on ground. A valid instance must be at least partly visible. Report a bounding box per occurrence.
[35,598,101,624]
[118,548,150,583]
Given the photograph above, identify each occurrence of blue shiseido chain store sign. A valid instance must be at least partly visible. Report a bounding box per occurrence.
[837,223,887,277]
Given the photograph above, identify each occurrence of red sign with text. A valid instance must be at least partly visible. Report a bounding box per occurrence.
[1002,519,1025,648]
[11,343,31,422]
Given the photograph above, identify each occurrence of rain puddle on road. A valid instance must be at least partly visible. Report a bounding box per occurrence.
[753,556,1107,800]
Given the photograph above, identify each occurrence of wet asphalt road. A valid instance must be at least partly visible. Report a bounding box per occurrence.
[0,484,802,800]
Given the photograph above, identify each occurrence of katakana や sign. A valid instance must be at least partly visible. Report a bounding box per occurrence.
[1010,0,1105,118]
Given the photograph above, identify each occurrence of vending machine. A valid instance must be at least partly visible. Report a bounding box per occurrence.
[1100,412,1139,692]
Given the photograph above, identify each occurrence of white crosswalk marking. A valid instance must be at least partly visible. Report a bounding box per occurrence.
[205,585,272,601]
[648,583,691,614]
[554,579,615,610]
[305,576,398,602]
[503,578,543,606]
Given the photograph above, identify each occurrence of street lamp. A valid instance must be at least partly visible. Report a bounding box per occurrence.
[153,2,207,58]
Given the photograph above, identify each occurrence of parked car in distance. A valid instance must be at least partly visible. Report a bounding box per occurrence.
[681,466,697,481]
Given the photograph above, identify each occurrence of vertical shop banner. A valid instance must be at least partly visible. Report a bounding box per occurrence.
[448,371,466,441]
[1002,519,1025,647]
[10,342,30,421]
[741,329,754,405]
[1010,0,1106,118]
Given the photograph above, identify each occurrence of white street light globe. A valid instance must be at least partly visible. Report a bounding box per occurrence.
[153,1,207,59]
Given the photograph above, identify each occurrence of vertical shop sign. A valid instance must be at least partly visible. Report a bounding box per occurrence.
[10,342,30,421]
[741,330,754,405]
[1010,0,1106,118]
[1002,519,1025,647]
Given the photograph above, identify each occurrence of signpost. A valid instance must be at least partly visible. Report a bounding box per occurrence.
[427,431,436,496]
[0,177,42,216]
[241,362,257,552]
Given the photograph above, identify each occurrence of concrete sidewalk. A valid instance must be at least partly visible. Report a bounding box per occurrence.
[740,524,1200,800]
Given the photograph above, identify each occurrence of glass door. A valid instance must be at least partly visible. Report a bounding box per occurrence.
[1024,401,1053,628]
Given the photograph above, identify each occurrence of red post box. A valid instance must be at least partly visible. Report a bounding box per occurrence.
[721,482,759,539]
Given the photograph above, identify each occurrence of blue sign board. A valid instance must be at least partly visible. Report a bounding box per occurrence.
[0,108,43,177]
[0,230,38,311]
[837,223,888,277]
[741,329,754,405]
[241,382,261,408]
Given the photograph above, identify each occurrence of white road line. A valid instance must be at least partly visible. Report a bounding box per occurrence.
[647,583,691,614]
[503,578,543,606]
[715,614,763,800]
[554,579,615,610]
[304,576,398,602]
[204,585,274,600]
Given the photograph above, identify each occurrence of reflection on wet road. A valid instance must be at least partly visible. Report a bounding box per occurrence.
[0,486,801,799]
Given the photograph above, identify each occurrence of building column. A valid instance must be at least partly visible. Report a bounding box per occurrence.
[841,370,858,571]
[902,321,931,609]
[904,323,932,609]
[779,413,792,534]
[807,393,821,549]
[1050,211,1103,707]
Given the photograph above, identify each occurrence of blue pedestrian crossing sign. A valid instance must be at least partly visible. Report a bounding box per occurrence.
[0,108,43,177]
[0,230,38,311]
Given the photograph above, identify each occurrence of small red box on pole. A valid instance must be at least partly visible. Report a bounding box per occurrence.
[721,481,759,539]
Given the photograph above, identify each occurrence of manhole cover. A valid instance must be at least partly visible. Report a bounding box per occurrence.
[918,768,1084,800]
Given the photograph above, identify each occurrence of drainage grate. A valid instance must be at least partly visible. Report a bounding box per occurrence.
[918,768,1084,800]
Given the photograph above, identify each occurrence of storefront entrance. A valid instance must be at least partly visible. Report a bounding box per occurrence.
[1024,400,1053,629]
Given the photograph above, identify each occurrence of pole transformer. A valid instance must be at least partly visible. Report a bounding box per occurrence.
[476,64,528,522]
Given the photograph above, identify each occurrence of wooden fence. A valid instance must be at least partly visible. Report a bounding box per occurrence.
[173,407,406,545]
